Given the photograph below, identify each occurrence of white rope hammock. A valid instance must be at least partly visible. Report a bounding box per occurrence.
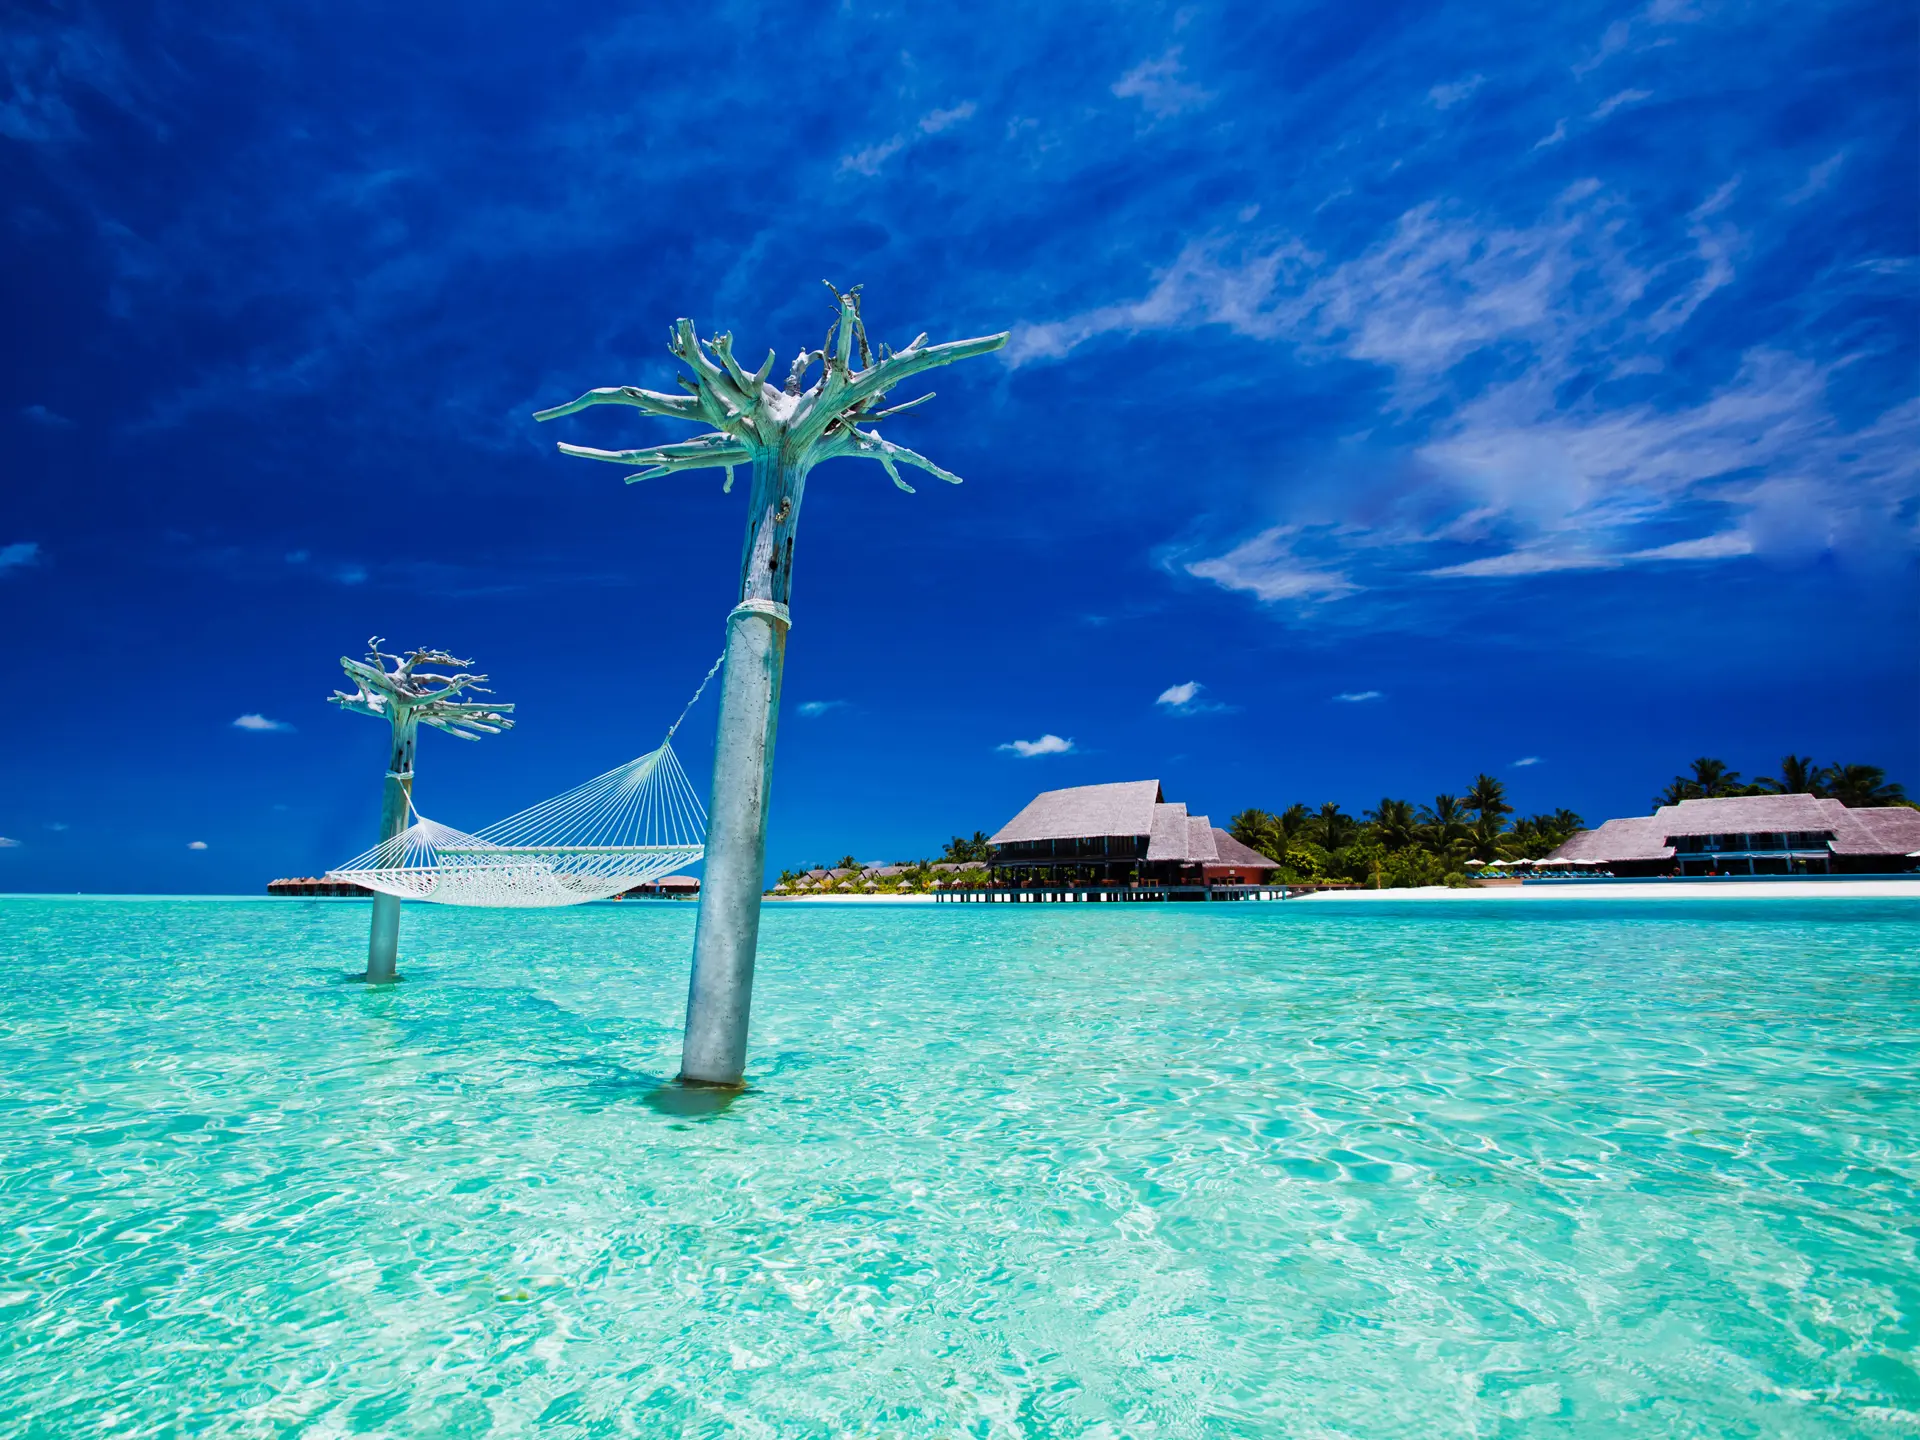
[326,655,721,909]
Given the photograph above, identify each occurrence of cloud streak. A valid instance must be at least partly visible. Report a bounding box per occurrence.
[841,100,979,175]
[1156,681,1200,708]
[1112,49,1214,118]
[233,713,294,732]
[1018,180,1916,608]
[998,734,1074,757]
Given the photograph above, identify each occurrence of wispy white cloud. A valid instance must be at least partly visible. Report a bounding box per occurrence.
[918,101,976,134]
[21,404,73,427]
[1591,88,1651,120]
[1575,3,1702,77]
[1333,690,1383,703]
[1532,119,1568,150]
[840,135,907,176]
[1007,238,1312,364]
[1156,680,1233,715]
[1428,75,1484,110]
[797,700,847,718]
[1183,527,1358,603]
[187,840,208,850]
[1112,49,1214,118]
[0,836,21,848]
[998,733,1074,757]
[841,100,977,175]
[1156,681,1202,708]
[1513,756,1542,766]
[1629,530,1752,562]
[233,713,294,732]
[1426,548,1618,578]
[1022,179,1914,604]
[0,541,40,572]
[1573,18,1634,77]
[44,822,68,831]
[1785,152,1845,205]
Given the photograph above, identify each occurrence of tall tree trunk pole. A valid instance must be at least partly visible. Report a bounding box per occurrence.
[367,710,417,982]
[533,292,1006,1084]
[681,453,807,1085]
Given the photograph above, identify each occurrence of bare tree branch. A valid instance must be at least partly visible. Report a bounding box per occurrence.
[556,431,752,482]
[870,391,935,422]
[331,643,517,729]
[843,427,965,488]
[535,285,1003,501]
[531,385,704,423]
[791,329,1006,447]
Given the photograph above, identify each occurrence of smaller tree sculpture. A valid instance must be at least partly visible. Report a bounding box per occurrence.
[331,639,514,981]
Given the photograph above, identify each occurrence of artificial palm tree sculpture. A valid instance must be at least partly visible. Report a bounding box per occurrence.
[536,283,1007,1086]
[330,640,514,981]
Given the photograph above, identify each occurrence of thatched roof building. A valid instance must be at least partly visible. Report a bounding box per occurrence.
[989,780,1277,884]
[1548,794,1920,876]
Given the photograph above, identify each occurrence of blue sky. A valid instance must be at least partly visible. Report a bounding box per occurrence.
[2,0,1915,891]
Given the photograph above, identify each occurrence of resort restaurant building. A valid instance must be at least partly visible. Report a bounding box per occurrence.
[987,780,1279,888]
[1547,794,1920,877]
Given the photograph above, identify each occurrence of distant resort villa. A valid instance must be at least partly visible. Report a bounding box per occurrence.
[271,771,1920,901]
[772,780,1282,901]
[1546,794,1920,877]
[985,781,1279,892]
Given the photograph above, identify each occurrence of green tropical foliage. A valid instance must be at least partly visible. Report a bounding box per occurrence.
[1466,774,1512,823]
[1305,802,1358,851]
[1756,755,1823,795]
[1822,764,1908,807]
[785,753,1908,896]
[1655,756,1910,810]
[1229,808,1288,858]
[1362,798,1418,850]
[940,830,994,863]
[1230,780,1585,889]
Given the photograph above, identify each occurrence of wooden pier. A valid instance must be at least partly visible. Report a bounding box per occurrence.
[266,877,374,898]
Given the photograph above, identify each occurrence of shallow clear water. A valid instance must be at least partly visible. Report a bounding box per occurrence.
[1,897,1916,1438]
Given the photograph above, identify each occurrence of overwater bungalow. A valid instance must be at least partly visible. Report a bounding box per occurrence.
[980,780,1280,898]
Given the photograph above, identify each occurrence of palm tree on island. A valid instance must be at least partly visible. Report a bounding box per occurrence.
[1657,755,1909,809]
[777,750,1909,896]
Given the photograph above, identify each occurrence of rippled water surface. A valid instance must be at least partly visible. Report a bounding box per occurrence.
[2,896,1916,1437]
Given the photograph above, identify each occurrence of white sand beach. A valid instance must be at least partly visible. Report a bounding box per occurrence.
[766,880,1920,904]
[1295,879,1920,900]
[765,893,942,904]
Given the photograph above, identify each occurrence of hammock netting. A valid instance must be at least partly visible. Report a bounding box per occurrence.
[326,740,707,908]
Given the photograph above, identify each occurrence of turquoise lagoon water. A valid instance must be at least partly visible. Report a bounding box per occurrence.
[1,897,1916,1438]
